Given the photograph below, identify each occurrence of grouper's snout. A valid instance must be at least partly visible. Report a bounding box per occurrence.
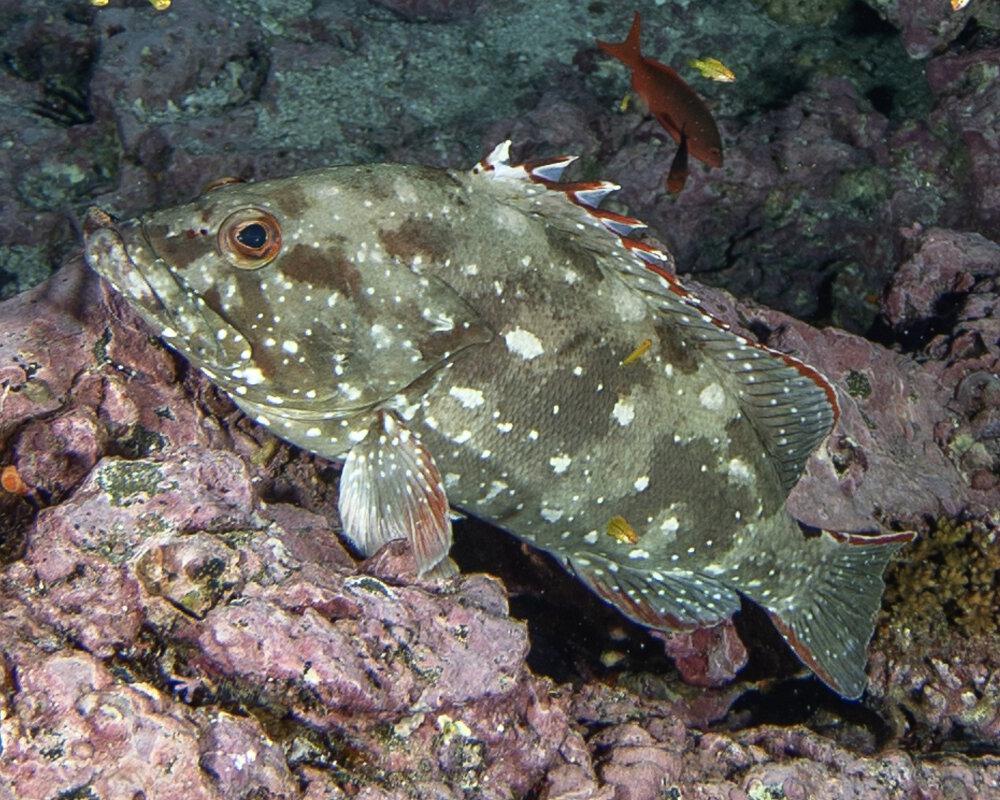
[83,206,131,291]
[82,206,169,327]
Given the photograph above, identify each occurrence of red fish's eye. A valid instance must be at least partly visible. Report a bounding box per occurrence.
[218,208,282,269]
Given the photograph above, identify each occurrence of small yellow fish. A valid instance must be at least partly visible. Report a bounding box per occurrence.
[91,0,171,8]
[688,57,736,83]
[951,0,970,9]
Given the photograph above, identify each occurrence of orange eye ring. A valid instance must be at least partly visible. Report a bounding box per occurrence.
[218,208,282,269]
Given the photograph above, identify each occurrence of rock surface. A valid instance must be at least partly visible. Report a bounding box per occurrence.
[1,251,997,797]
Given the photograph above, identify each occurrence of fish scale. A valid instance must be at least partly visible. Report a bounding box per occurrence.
[84,141,912,699]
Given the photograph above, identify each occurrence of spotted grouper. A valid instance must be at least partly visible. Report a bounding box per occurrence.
[83,142,912,698]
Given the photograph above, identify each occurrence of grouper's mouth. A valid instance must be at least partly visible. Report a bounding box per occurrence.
[83,206,170,321]
[83,205,248,378]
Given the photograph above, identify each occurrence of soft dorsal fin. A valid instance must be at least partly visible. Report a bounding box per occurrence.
[473,141,837,491]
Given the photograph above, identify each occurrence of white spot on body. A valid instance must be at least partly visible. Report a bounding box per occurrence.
[540,507,563,523]
[611,398,635,427]
[483,480,508,502]
[549,453,572,474]
[234,367,266,386]
[503,327,544,361]
[699,383,726,411]
[727,458,753,483]
[448,386,485,409]
[370,324,393,349]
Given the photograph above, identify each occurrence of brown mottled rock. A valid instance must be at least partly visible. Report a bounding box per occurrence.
[655,622,748,689]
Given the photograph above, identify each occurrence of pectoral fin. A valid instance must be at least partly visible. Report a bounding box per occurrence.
[338,410,453,577]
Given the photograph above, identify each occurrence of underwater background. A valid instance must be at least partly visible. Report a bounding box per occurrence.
[0,0,999,797]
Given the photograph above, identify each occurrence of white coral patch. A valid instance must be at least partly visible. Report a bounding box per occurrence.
[503,327,544,360]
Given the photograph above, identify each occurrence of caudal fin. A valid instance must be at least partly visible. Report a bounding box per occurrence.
[761,530,913,699]
[596,11,644,70]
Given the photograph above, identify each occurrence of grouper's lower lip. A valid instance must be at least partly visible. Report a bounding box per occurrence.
[83,206,170,322]
[83,206,135,291]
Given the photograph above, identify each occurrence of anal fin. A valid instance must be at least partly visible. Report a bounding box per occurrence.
[337,410,453,577]
[569,553,739,630]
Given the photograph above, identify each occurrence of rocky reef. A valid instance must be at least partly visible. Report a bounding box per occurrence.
[2,0,999,796]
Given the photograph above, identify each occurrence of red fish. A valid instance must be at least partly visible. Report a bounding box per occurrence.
[598,11,723,188]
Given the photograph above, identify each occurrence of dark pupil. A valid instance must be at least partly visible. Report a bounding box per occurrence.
[236,223,268,250]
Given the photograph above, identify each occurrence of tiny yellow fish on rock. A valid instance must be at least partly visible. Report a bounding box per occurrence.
[91,0,171,9]
[688,57,736,83]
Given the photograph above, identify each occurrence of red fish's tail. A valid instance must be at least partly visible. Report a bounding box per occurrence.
[596,10,644,70]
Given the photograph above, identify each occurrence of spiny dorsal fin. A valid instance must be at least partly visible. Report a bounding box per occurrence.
[474,141,838,491]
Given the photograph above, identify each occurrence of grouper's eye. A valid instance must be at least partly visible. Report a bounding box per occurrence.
[218,208,282,269]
